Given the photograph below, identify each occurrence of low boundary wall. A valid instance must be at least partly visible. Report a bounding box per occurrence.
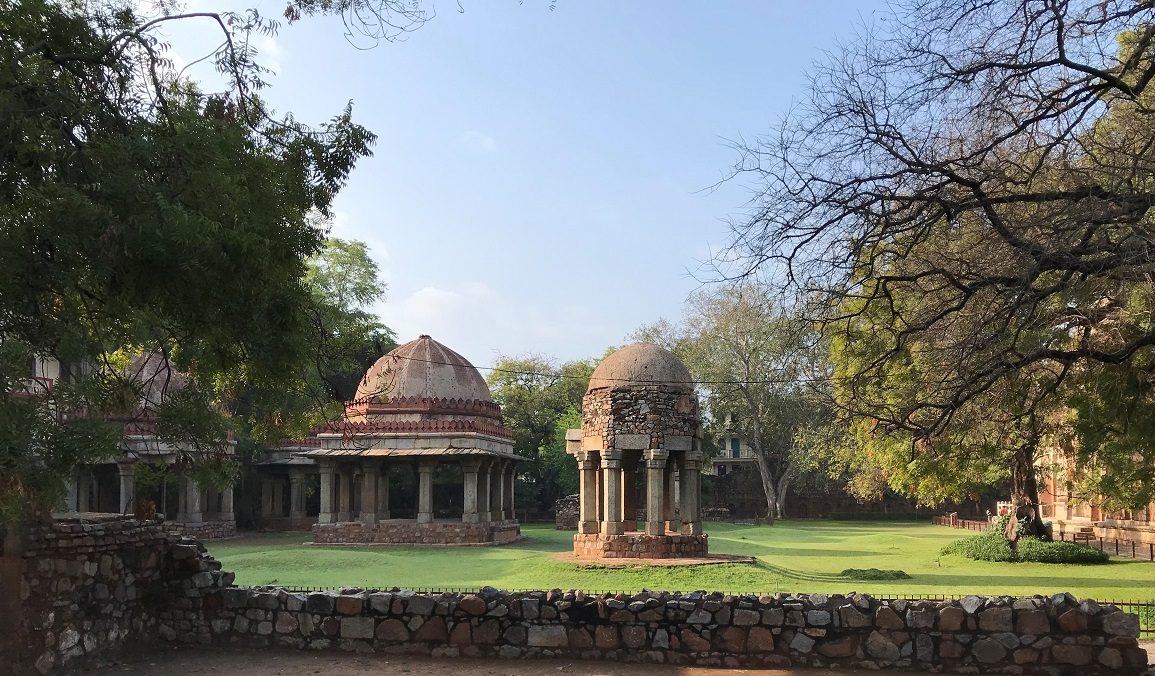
[2,515,1149,675]
[194,586,1148,674]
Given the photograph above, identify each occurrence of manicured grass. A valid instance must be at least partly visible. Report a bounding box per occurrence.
[203,521,1155,601]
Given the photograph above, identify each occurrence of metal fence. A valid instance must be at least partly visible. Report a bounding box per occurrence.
[930,516,1155,562]
[931,515,990,531]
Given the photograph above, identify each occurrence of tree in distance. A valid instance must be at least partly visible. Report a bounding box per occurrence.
[721,0,1155,531]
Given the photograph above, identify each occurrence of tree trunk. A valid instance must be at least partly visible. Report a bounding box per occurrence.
[1010,446,1048,539]
[775,475,790,519]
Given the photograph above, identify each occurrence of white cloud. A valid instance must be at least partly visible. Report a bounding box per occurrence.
[459,130,498,154]
[254,33,285,74]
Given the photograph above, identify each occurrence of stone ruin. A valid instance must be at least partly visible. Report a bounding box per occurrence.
[566,343,707,558]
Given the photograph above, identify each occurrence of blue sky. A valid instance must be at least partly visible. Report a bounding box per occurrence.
[166,1,887,366]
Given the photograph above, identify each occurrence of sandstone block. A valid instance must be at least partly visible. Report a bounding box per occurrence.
[1102,611,1140,637]
[1015,609,1049,635]
[875,607,904,630]
[1052,644,1093,665]
[733,609,759,626]
[376,619,409,641]
[413,616,446,641]
[717,626,745,652]
[817,635,856,658]
[939,607,965,632]
[274,612,299,635]
[567,627,594,649]
[1012,648,1039,664]
[448,622,471,645]
[747,627,774,653]
[340,617,374,640]
[971,637,1007,663]
[622,625,646,649]
[977,607,1012,632]
[939,640,964,659]
[1057,609,1088,633]
[473,619,500,644]
[335,596,363,616]
[457,595,486,616]
[595,625,620,649]
[527,625,568,648]
[680,628,710,652]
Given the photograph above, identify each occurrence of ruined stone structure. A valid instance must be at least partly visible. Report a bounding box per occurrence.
[302,335,520,546]
[566,343,706,558]
[41,353,237,538]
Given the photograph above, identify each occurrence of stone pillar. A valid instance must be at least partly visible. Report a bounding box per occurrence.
[337,468,352,522]
[622,456,638,531]
[462,459,481,523]
[260,479,274,517]
[680,451,703,535]
[220,482,235,523]
[664,453,680,532]
[117,461,135,513]
[377,465,391,520]
[76,474,90,512]
[289,471,306,520]
[577,452,600,534]
[477,460,491,523]
[360,463,380,525]
[601,450,624,535]
[507,462,517,519]
[644,449,669,536]
[318,463,336,524]
[417,460,434,523]
[181,476,203,523]
[64,479,78,512]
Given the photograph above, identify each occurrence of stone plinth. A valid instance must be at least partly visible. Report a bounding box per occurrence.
[573,532,708,559]
[311,520,521,546]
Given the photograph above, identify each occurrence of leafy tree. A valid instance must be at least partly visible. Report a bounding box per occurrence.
[634,284,830,520]
[0,0,391,523]
[721,0,1155,517]
[487,356,595,511]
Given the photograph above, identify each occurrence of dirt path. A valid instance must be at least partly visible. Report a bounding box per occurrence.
[73,643,1155,676]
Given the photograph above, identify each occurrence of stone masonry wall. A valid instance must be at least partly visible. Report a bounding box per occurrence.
[169,520,237,540]
[581,386,699,451]
[312,520,522,546]
[573,533,708,559]
[192,586,1148,675]
[4,515,233,675]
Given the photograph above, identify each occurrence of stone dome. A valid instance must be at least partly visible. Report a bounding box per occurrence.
[586,342,694,393]
[355,335,492,403]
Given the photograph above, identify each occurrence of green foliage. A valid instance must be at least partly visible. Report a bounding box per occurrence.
[840,568,911,580]
[941,533,1018,563]
[540,406,582,497]
[488,356,596,510]
[942,532,1108,564]
[0,0,377,520]
[1016,537,1110,565]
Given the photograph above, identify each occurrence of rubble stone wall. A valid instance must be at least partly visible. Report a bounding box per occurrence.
[581,386,699,451]
[555,495,579,530]
[4,515,232,675]
[311,520,521,546]
[169,520,237,540]
[190,586,1147,675]
[572,533,708,559]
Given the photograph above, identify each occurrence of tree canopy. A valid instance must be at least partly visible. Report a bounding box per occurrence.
[723,0,1155,514]
[0,0,387,521]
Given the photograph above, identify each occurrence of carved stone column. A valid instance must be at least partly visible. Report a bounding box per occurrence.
[318,462,336,524]
[417,460,435,524]
[117,461,135,514]
[337,468,352,522]
[664,452,680,532]
[577,451,600,534]
[360,463,380,525]
[644,449,669,536]
[601,450,624,535]
[622,455,638,531]
[462,458,481,523]
[377,465,391,520]
[477,460,491,523]
[680,451,703,535]
[289,471,306,520]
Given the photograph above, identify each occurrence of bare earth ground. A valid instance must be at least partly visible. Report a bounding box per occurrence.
[73,644,1155,676]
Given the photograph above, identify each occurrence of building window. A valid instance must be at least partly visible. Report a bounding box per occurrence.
[731,437,741,459]
[718,465,727,476]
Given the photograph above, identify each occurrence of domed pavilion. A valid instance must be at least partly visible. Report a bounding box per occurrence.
[566,342,707,558]
[303,335,521,546]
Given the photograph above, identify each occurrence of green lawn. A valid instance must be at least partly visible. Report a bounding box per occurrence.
[203,521,1155,601]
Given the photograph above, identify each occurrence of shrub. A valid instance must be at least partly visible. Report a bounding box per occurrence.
[840,568,912,580]
[1016,537,1109,564]
[941,533,1017,562]
[942,533,1109,564]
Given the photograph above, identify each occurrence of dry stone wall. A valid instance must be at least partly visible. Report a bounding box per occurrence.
[193,586,1147,675]
[3,515,232,675]
[572,533,708,559]
[311,521,521,546]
